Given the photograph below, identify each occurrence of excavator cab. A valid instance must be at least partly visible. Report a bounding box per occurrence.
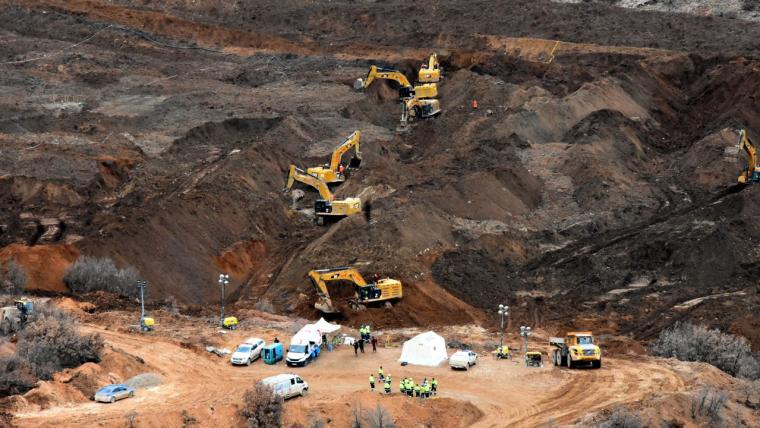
[358,286,382,302]
[418,54,442,83]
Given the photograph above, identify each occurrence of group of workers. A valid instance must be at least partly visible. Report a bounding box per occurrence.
[354,325,378,355]
[359,325,372,342]
[369,366,438,398]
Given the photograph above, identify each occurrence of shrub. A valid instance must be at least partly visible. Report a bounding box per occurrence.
[650,322,760,379]
[363,404,395,428]
[0,260,26,295]
[690,386,727,423]
[597,407,643,428]
[16,304,103,379]
[0,355,36,397]
[63,257,139,298]
[240,383,283,428]
[742,0,760,12]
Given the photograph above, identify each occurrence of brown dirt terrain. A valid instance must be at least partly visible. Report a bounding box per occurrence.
[1,0,760,424]
[7,307,738,428]
[0,0,759,339]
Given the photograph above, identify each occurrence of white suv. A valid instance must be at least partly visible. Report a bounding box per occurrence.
[449,350,477,370]
[230,338,266,365]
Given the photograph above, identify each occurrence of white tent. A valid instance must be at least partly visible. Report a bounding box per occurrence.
[311,317,341,334]
[398,331,448,367]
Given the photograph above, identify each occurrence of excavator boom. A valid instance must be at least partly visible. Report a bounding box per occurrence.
[285,164,333,201]
[354,65,438,100]
[306,131,362,183]
[307,267,403,313]
[354,65,412,90]
[285,165,362,224]
[737,129,760,184]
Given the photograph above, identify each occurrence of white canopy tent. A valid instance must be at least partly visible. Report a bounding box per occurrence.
[311,317,341,334]
[398,331,448,367]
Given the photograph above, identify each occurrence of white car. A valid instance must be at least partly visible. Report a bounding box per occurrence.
[230,338,266,365]
[449,350,477,370]
[260,374,309,399]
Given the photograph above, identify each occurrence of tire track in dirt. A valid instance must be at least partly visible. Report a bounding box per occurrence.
[505,359,686,426]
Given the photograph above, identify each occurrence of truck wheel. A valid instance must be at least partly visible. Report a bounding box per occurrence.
[553,351,559,367]
[566,354,573,369]
[592,359,602,369]
[301,388,308,397]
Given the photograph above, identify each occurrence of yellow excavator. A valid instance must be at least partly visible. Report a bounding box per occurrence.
[417,53,442,83]
[354,65,441,126]
[284,165,362,225]
[308,267,403,313]
[354,65,438,99]
[737,129,760,184]
[306,130,362,184]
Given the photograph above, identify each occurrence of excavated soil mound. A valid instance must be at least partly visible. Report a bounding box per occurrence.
[2,0,760,347]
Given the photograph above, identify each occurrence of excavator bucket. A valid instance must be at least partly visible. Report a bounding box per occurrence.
[348,156,362,169]
[354,78,366,91]
[314,297,338,314]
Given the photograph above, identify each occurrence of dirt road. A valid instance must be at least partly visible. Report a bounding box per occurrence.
[13,325,687,427]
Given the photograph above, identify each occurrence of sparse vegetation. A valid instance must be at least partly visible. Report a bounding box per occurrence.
[0,355,36,397]
[239,383,283,428]
[125,410,138,428]
[690,386,727,423]
[348,403,394,428]
[742,0,760,12]
[0,260,26,295]
[16,304,103,380]
[650,322,760,379]
[363,404,395,428]
[742,378,760,405]
[63,256,139,299]
[181,409,198,427]
[0,304,102,397]
[597,406,643,428]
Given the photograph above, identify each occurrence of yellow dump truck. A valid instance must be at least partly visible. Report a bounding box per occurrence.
[550,331,602,369]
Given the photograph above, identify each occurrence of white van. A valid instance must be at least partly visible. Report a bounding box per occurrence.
[260,374,309,399]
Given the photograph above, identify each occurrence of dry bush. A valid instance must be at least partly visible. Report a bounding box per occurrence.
[0,355,35,397]
[742,378,760,405]
[597,406,643,428]
[743,0,760,12]
[125,410,138,428]
[690,386,727,423]
[651,322,760,379]
[63,256,139,298]
[0,260,26,295]
[181,410,197,427]
[239,383,283,428]
[16,305,103,380]
[0,411,13,428]
[351,402,363,428]
[363,404,395,428]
